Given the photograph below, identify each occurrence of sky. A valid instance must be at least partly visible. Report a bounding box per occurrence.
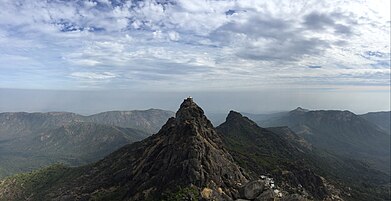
[0,0,390,114]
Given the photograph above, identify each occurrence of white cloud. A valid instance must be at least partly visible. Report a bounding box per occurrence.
[0,0,389,90]
[168,31,180,41]
[70,72,117,80]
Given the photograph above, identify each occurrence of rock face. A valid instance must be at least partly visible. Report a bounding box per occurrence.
[120,97,250,199]
[255,190,275,201]
[240,180,266,199]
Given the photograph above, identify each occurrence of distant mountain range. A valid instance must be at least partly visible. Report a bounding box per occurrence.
[0,109,174,139]
[254,108,390,174]
[1,99,389,200]
[209,109,391,137]
[0,109,174,178]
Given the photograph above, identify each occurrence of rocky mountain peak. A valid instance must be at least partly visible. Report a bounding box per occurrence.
[289,107,309,115]
[114,98,250,199]
[225,110,258,128]
[226,110,243,121]
[176,97,206,123]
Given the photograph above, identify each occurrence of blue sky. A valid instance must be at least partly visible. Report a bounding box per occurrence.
[0,0,390,113]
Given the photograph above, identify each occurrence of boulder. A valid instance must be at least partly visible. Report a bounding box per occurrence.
[254,189,275,201]
[280,194,309,201]
[240,180,266,199]
[201,188,213,199]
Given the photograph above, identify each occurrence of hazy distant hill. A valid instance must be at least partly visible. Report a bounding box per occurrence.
[17,122,147,162]
[0,109,173,178]
[0,109,174,138]
[0,122,148,178]
[0,112,83,141]
[360,111,390,135]
[258,108,391,174]
[87,109,174,134]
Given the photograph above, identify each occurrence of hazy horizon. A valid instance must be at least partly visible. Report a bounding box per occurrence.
[1,87,389,115]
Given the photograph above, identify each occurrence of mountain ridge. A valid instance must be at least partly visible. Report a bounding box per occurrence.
[256,108,391,173]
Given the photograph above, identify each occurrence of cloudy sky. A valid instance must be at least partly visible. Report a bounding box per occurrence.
[0,0,390,114]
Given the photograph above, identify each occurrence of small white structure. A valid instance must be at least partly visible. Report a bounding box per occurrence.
[274,190,283,198]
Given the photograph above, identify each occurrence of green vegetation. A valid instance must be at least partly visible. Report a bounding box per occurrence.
[0,164,72,201]
[90,187,127,201]
[161,186,199,201]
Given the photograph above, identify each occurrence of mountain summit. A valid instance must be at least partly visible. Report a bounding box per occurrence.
[127,97,250,199]
[176,97,205,122]
[289,107,309,114]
